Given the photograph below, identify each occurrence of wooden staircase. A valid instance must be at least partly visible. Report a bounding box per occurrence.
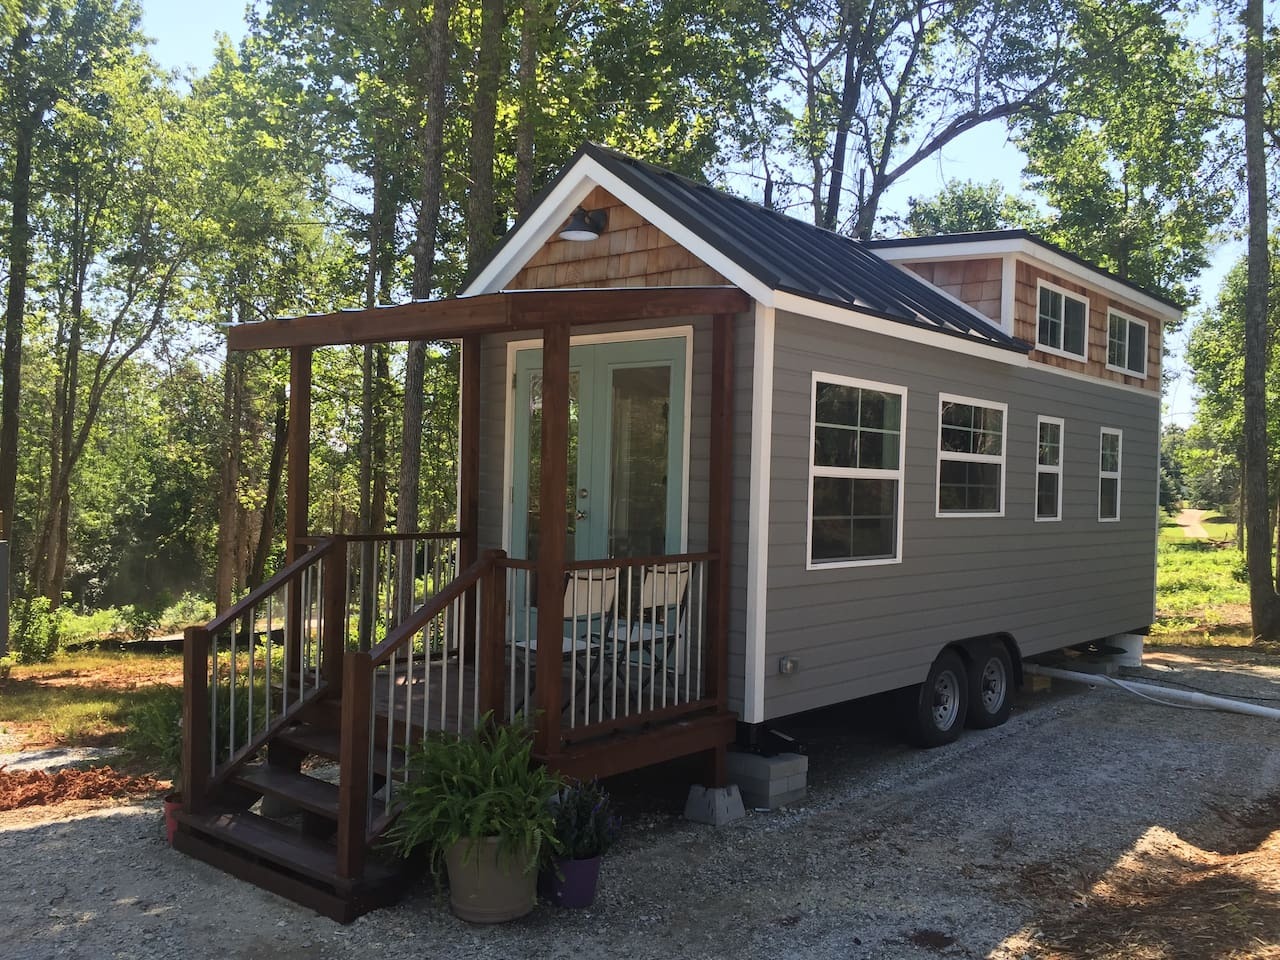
[174,710,414,923]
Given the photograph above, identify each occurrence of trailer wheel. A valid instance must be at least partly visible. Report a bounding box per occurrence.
[900,649,968,747]
[966,642,1013,729]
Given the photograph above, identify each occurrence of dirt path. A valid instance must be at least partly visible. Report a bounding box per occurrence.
[1174,507,1211,539]
[3,647,1280,960]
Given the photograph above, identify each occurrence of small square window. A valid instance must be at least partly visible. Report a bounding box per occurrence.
[1037,283,1088,360]
[1107,311,1148,377]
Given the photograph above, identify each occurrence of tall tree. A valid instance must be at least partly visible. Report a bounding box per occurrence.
[1241,0,1278,637]
[897,179,1040,236]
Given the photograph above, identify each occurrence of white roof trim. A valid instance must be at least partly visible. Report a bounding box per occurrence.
[461,153,775,304]
[873,237,1182,323]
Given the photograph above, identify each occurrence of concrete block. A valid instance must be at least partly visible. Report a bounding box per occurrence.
[684,784,746,826]
[725,751,808,810]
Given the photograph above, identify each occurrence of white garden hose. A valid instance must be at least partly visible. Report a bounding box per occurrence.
[1024,662,1280,721]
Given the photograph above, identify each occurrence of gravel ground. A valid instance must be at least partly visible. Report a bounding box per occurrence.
[2,646,1279,960]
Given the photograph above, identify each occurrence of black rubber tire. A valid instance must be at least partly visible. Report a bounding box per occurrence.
[965,642,1014,729]
[899,649,969,748]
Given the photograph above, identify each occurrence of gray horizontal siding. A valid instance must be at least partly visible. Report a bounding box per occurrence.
[763,310,1159,720]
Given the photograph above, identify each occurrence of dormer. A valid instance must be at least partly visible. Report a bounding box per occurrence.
[865,231,1183,393]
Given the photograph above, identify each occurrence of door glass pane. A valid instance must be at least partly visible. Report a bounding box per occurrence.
[609,365,671,557]
[526,371,580,560]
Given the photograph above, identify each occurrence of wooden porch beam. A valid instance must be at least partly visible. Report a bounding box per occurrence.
[226,287,751,352]
[458,335,481,570]
[533,322,569,756]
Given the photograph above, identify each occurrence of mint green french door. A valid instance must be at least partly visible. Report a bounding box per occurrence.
[511,336,687,563]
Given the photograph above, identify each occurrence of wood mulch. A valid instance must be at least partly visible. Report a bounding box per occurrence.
[0,765,163,812]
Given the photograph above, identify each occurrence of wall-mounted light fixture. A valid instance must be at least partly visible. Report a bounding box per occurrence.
[558,206,608,242]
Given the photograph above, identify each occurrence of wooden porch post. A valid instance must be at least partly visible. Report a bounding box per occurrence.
[704,312,735,787]
[286,347,312,561]
[459,335,481,568]
[534,323,569,756]
[286,347,312,667]
[181,625,211,814]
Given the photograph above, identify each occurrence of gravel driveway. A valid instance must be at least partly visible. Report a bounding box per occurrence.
[3,647,1279,960]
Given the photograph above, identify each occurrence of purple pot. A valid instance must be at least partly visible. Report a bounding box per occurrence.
[540,855,602,908]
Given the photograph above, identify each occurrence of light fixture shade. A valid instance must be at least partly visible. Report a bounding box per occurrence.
[559,206,608,241]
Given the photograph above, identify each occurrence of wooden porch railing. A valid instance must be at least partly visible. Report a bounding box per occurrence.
[182,537,346,813]
[298,532,462,650]
[336,549,506,879]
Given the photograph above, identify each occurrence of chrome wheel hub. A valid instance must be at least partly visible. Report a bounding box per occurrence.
[931,669,960,730]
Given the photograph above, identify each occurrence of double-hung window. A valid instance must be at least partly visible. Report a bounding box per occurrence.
[808,374,906,567]
[1037,282,1088,360]
[1106,311,1148,378]
[1099,428,1122,521]
[1035,416,1064,521]
[937,395,1006,517]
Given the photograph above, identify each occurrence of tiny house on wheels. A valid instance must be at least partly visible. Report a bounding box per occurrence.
[174,144,1177,919]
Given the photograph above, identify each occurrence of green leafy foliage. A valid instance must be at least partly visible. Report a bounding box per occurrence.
[9,595,64,663]
[384,717,562,873]
[550,779,620,860]
[121,684,184,777]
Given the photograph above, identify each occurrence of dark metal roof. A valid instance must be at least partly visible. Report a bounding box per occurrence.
[579,144,1029,352]
[864,230,1184,311]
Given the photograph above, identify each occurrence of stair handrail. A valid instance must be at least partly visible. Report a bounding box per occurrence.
[366,549,502,667]
[203,538,336,637]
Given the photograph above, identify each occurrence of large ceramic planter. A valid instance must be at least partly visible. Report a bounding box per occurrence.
[540,855,602,908]
[163,792,183,846]
[445,837,537,923]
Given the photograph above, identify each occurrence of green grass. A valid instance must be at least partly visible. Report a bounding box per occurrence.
[0,650,184,761]
[1153,519,1251,646]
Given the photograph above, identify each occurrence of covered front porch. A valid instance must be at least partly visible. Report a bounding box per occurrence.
[175,286,749,918]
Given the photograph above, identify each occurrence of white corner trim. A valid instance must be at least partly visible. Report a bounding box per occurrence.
[1000,254,1016,335]
[744,301,775,725]
[462,153,776,305]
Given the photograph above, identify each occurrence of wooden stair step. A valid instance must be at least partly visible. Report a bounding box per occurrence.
[231,766,342,820]
[176,808,399,890]
[275,724,341,761]
[274,723,408,771]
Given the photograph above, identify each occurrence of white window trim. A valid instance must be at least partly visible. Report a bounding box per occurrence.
[1105,309,1149,380]
[1035,415,1064,523]
[1035,279,1090,362]
[935,392,1008,519]
[1099,427,1123,522]
[806,371,907,570]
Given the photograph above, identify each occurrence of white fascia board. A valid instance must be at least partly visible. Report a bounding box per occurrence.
[873,238,1182,324]
[743,300,775,725]
[463,154,775,305]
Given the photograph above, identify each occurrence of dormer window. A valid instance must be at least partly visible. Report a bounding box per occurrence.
[1037,282,1088,360]
[1106,310,1148,378]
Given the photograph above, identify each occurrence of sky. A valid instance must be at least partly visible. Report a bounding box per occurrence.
[138,0,1240,429]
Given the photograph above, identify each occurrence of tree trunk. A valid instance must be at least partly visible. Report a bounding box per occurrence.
[467,0,505,264]
[0,27,35,543]
[514,0,540,212]
[1241,0,1279,638]
[399,0,456,617]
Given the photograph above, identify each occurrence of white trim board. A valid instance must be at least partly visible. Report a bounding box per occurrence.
[744,301,775,725]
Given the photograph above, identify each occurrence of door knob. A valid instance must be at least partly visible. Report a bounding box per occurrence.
[575,511,588,520]
[579,488,589,499]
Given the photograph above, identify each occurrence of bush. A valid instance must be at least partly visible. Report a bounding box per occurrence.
[60,606,129,645]
[122,604,162,642]
[159,593,215,632]
[9,596,64,664]
[122,685,184,777]
[0,656,12,680]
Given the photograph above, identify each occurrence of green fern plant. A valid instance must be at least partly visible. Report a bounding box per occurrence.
[385,715,562,873]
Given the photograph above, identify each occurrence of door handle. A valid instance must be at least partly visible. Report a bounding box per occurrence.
[575,511,588,520]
